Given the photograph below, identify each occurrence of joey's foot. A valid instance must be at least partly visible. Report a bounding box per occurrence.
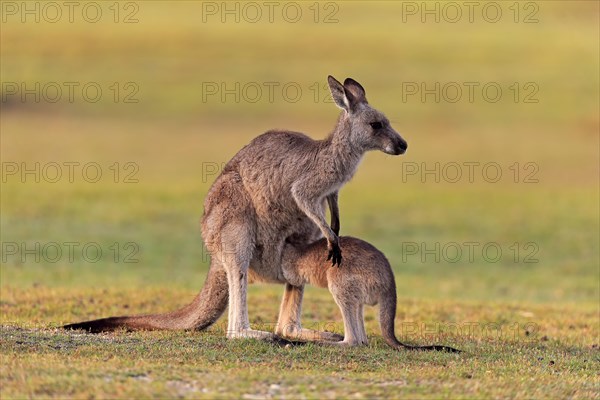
[326,240,342,267]
[277,327,344,342]
[227,329,275,341]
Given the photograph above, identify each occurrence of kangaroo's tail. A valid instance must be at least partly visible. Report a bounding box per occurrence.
[379,283,460,353]
[63,265,228,333]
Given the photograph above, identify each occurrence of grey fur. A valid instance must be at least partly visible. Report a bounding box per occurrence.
[63,76,407,339]
[280,236,460,352]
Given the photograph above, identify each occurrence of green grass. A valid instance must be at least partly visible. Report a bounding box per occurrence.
[1,1,599,399]
[1,287,598,399]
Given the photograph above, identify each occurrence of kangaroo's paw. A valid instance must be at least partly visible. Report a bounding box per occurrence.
[227,329,275,341]
[277,326,344,342]
[327,239,343,267]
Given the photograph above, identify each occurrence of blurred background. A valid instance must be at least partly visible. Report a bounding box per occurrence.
[1,1,598,320]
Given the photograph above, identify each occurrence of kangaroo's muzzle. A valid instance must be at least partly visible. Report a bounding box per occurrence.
[386,137,407,155]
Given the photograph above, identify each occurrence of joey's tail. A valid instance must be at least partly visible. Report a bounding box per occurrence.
[63,266,228,333]
[379,286,460,353]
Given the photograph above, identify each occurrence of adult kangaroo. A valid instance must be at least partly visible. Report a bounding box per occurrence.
[64,76,408,339]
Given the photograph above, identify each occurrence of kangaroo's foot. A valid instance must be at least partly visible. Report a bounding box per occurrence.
[319,340,358,347]
[227,328,275,341]
[302,328,344,342]
[276,325,344,342]
[323,338,367,347]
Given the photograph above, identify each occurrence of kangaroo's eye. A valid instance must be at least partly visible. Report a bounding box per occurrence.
[369,122,383,130]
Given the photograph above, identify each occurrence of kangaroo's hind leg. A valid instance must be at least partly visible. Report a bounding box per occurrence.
[275,283,344,342]
[331,294,364,346]
[355,304,368,345]
[203,174,273,341]
[217,223,274,340]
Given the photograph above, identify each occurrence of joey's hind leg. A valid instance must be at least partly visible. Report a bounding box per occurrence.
[355,305,368,345]
[332,297,366,346]
[275,283,343,342]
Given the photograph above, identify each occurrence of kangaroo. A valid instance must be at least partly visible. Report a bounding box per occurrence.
[278,237,460,352]
[64,76,408,341]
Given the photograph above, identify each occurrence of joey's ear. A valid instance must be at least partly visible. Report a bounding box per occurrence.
[327,75,350,111]
[343,78,367,104]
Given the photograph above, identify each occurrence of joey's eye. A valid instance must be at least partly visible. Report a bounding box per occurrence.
[369,122,383,130]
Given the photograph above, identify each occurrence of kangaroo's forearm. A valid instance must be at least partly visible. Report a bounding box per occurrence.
[327,192,340,237]
[292,186,337,242]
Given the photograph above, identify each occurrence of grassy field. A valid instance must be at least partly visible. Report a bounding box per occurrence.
[1,1,599,399]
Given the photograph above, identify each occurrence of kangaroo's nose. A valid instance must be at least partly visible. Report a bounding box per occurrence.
[397,139,408,155]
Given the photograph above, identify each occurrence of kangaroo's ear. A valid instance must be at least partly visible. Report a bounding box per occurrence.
[343,78,367,104]
[328,75,366,112]
[327,75,350,111]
